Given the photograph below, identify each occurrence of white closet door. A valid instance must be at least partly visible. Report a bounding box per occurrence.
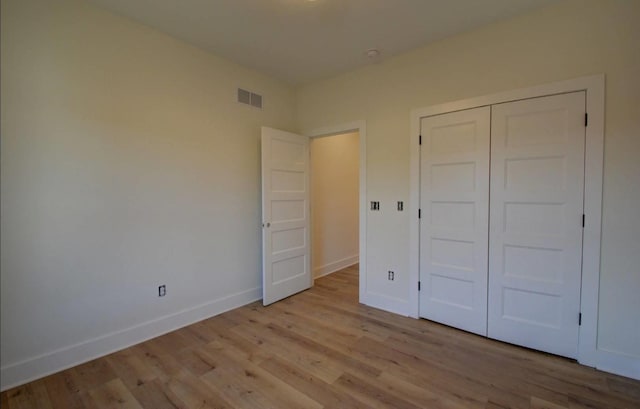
[488,92,585,358]
[419,107,490,336]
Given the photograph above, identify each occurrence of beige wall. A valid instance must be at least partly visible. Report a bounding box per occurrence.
[297,0,640,360]
[310,132,359,277]
[0,0,295,388]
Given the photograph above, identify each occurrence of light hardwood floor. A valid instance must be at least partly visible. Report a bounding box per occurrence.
[2,264,639,408]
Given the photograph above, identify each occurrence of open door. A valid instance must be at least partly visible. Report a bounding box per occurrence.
[261,127,311,305]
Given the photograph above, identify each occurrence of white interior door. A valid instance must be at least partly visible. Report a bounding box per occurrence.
[261,127,311,306]
[419,107,490,336]
[488,92,586,358]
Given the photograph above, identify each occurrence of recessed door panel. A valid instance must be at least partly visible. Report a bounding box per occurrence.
[271,170,305,192]
[505,108,569,147]
[505,156,566,191]
[431,238,475,271]
[271,200,305,223]
[502,288,562,327]
[430,275,474,310]
[272,255,307,284]
[431,122,478,154]
[431,162,476,192]
[504,202,565,236]
[430,202,475,230]
[272,227,306,254]
[419,107,490,336]
[503,245,563,283]
[488,92,585,358]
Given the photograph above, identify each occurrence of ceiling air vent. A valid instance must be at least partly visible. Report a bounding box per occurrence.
[237,88,263,109]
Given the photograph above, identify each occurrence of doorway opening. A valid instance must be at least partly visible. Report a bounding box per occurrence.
[310,131,360,280]
[306,120,367,303]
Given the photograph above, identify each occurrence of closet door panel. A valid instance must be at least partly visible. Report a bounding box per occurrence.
[419,107,490,336]
[488,92,585,358]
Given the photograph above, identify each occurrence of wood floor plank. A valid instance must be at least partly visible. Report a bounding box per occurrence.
[530,396,569,409]
[106,349,158,390]
[485,401,510,409]
[567,393,613,409]
[1,390,9,409]
[349,335,496,408]
[198,342,323,409]
[333,372,423,409]
[164,371,231,409]
[386,329,568,407]
[265,321,381,379]
[608,375,640,401]
[132,341,188,383]
[203,324,271,365]
[278,296,393,342]
[268,299,366,347]
[258,355,371,409]
[230,314,346,383]
[4,380,53,409]
[129,379,187,409]
[375,371,481,409]
[43,371,86,409]
[87,379,143,409]
[175,347,219,377]
[70,359,118,392]
[2,264,639,409]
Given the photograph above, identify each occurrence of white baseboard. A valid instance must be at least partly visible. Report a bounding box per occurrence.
[313,254,359,279]
[362,291,411,317]
[594,348,640,380]
[0,287,261,391]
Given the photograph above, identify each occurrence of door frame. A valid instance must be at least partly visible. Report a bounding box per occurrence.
[409,75,604,368]
[304,120,367,303]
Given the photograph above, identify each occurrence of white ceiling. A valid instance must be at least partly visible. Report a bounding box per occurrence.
[88,0,559,85]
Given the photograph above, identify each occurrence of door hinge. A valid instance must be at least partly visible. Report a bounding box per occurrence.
[582,214,585,228]
[419,135,422,145]
[418,208,421,219]
[585,113,588,127]
[418,281,421,291]
[579,313,582,326]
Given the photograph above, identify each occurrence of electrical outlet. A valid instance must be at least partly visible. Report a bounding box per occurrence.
[370,201,380,211]
[388,271,395,281]
[158,285,166,297]
[397,201,403,211]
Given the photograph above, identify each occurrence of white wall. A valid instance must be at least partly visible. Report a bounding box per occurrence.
[297,0,640,376]
[0,0,296,389]
[310,132,359,278]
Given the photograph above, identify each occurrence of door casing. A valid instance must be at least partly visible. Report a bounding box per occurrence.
[409,75,604,368]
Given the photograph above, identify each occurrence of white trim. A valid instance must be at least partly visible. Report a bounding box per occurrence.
[594,349,640,380]
[304,120,367,305]
[576,78,605,368]
[313,255,359,279]
[409,75,620,375]
[409,109,421,319]
[0,287,261,391]
[364,292,412,317]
